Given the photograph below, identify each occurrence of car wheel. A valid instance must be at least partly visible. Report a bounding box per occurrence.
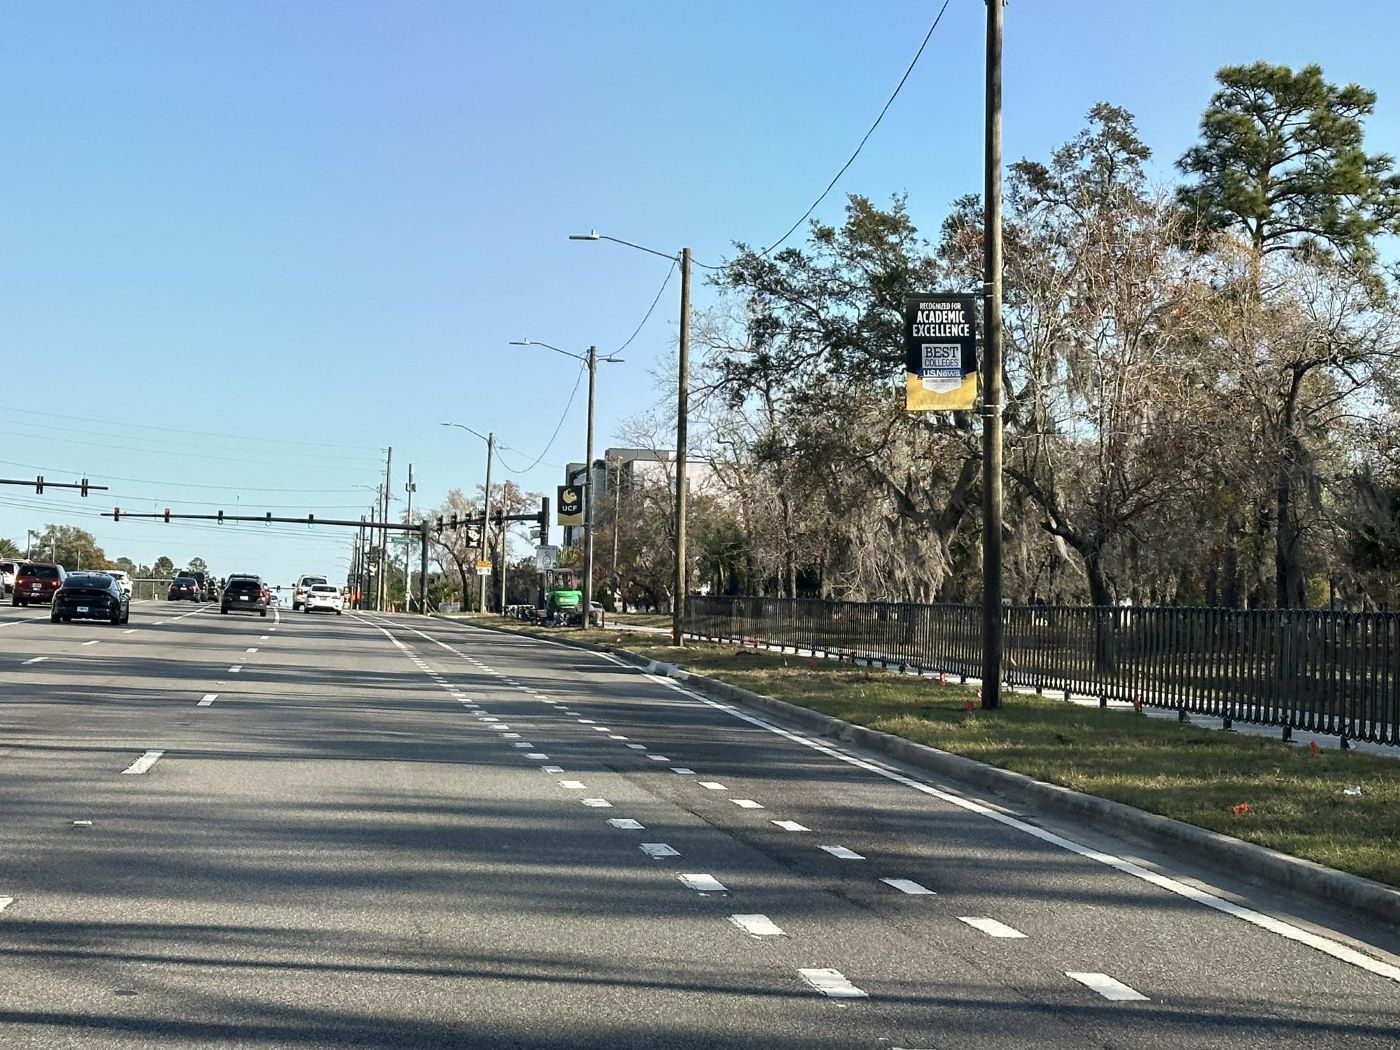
[259,609,267,617]
[220,606,228,614]
[50,611,60,623]
[336,610,343,616]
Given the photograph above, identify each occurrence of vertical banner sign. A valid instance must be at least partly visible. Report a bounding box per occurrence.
[557,485,584,527]
[904,294,978,411]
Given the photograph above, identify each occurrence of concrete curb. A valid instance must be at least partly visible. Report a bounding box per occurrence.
[436,617,1400,928]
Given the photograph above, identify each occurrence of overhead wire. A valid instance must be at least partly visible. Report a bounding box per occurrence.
[492,362,587,475]
[755,0,951,258]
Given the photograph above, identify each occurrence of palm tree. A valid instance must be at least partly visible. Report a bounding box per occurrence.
[0,537,21,558]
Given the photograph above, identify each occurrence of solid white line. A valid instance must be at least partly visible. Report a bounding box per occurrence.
[699,781,727,790]
[821,846,865,860]
[772,820,809,831]
[121,750,164,775]
[798,968,868,999]
[197,694,218,707]
[640,843,680,859]
[731,798,764,809]
[958,916,1026,939]
[608,818,644,829]
[730,914,785,937]
[630,669,1400,985]
[1065,972,1149,1001]
[679,873,726,893]
[882,877,935,895]
[22,656,48,665]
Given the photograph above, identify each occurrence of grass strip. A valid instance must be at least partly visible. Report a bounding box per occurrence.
[465,617,1400,888]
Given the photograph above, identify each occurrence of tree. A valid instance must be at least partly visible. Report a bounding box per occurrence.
[35,525,107,570]
[1179,64,1400,607]
[1178,62,1400,282]
[186,557,209,575]
[427,489,480,606]
[0,537,19,558]
[152,556,175,578]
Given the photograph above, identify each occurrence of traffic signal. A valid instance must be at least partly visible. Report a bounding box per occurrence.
[113,507,121,522]
[80,477,89,497]
[217,510,224,524]
[450,513,459,530]
[34,475,43,494]
[163,508,171,523]
[435,517,444,535]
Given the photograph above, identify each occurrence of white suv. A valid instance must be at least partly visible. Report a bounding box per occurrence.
[292,574,328,611]
[0,559,19,596]
[303,584,344,615]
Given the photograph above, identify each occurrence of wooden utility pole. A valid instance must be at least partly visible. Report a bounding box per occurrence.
[981,0,1004,708]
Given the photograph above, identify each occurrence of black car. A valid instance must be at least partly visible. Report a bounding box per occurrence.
[221,577,268,617]
[52,572,130,624]
[167,575,200,601]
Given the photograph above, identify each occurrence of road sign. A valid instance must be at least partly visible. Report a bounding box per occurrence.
[534,545,560,571]
[474,560,492,576]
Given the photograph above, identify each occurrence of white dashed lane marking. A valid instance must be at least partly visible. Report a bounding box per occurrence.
[581,798,612,808]
[731,799,764,809]
[798,968,868,999]
[608,818,644,830]
[958,916,1026,939]
[821,846,865,860]
[82,640,99,646]
[772,820,809,831]
[678,873,727,893]
[227,666,242,674]
[22,657,48,665]
[640,843,680,859]
[559,781,587,790]
[1066,972,1149,1001]
[882,878,935,895]
[121,750,164,775]
[197,694,218,707]
[730,914,785,937]
[699,782,726,790]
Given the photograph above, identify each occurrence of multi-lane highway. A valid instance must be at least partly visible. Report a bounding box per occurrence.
[1,600,1397,1048]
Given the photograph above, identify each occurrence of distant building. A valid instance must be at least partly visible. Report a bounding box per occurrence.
[561,448,712,546]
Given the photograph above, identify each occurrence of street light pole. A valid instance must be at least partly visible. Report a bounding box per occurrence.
[583,345,597,625]
[568,231,691,646]
[404,464,415,612]
[480,432,493,613]
[510,339,620,628]
[673,247,690,647]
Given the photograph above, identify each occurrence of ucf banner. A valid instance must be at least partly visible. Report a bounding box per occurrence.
[904,294,977,411]
[557,485,584,526]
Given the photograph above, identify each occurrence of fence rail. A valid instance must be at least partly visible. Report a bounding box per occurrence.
[686,597,1400,747]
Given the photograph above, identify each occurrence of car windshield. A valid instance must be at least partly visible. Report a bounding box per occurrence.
[22,565,60,579]
[302,577,327,586]
[311,585,337,593]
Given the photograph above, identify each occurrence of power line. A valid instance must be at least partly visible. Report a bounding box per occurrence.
[3,406,382,454]
[0,427,378,471]
[493,362,587,476]
[0,457,376,493]
[757,0,951,258]
[614,258,677,354]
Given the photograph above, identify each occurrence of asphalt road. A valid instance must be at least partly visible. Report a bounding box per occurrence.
[1,600,1397,1049]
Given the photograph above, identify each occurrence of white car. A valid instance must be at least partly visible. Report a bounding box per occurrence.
[293,573,328,611]
[104,570,133,597]
[0,559,19,596]
[303,584,343,615]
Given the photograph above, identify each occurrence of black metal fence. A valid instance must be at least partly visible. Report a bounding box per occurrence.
[686,596,1400,747]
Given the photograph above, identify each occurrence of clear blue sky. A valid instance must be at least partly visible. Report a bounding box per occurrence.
[2,1,1396,587]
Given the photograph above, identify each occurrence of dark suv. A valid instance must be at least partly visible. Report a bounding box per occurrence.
[12,562,66,606]
[221,577,268,617]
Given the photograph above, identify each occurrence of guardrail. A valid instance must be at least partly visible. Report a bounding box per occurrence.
[686,596,1400,747]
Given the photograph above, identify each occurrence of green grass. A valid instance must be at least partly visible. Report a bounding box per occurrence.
[463,618,1400,887]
